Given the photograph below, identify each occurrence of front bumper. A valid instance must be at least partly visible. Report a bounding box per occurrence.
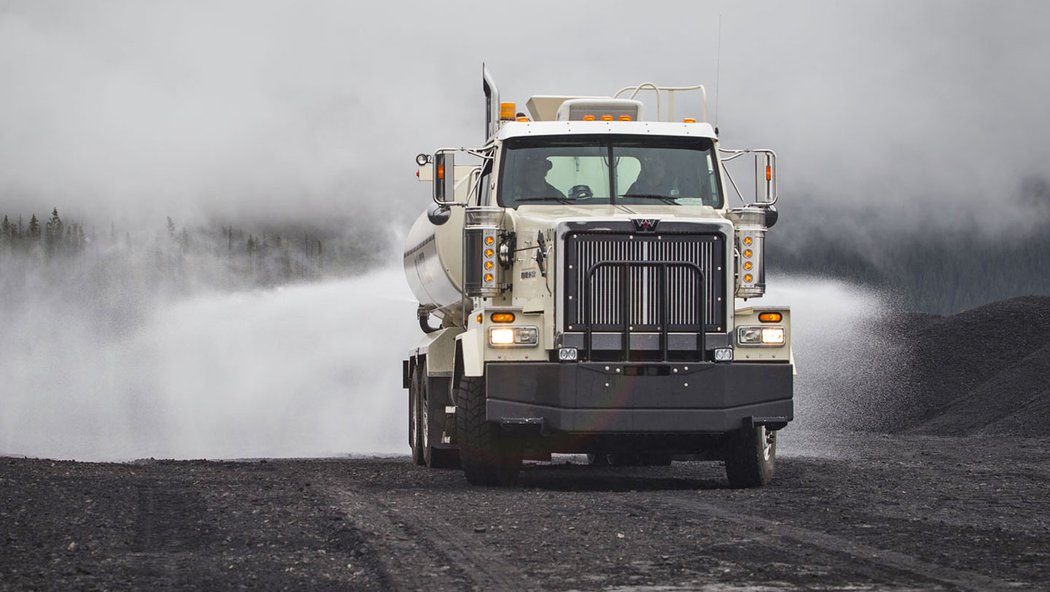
[485,361,792,434]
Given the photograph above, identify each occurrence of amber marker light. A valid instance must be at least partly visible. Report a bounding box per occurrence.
[476,313,483,324]
[601,114,614,121]
[484,273,494,282]
[743,261,753,271]
[766,165,772,181]
[485,248,494,257]
[484,236,495,246]
[491,312,516,323]
[583,114,596,121]
[436,164,445,180]
[484,261,494,270]
[744,273,754,283]
[758,312,783,323]
[744,249,753,258]
[619,115,632,121]
[683,117,697,123]
[743,236,753,246]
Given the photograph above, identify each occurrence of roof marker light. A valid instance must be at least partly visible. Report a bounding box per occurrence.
[619,115,632,121]
[583,114,596,121]
[683,117,697,123]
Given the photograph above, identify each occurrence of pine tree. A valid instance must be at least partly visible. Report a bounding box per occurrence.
[28,214,40,239]
[45,208,63,253]
[167,216,176,239]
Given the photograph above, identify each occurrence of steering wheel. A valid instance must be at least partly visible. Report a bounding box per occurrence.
[569,185,594,199]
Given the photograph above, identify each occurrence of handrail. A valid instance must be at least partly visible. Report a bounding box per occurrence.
[614,83,708,122]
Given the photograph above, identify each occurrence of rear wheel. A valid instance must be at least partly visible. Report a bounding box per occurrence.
[409,362,425,466]
[724,425,776,488]
[455,375,522,486]
[421,374,460,469]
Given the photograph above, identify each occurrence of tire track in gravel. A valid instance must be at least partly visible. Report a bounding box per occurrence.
[641,494,1020,592]
[321,481,540,591]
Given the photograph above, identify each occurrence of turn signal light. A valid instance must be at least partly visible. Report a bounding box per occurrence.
[758,312,783,323]
[491,312,516,323]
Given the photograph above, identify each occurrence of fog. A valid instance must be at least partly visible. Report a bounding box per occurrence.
[2,1,1048,232]
[2,1,1047,460]
[0,266,416,460]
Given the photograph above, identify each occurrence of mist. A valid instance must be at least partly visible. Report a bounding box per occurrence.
[3,1,1048,232]
[2,2,1048,460]
[0,266,416,460]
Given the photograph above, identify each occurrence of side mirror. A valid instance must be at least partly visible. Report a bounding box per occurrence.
[433,151,455,205]
[758,151,777,205]
[427,203,451,226]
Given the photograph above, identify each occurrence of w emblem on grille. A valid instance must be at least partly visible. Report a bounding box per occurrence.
[632,218,660,232]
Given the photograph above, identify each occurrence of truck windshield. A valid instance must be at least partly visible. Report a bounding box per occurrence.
[498,135,722,208]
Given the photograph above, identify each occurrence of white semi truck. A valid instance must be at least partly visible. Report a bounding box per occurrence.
[402,68,792,487]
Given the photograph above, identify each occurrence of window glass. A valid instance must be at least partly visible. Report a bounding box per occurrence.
[499,135,720,208]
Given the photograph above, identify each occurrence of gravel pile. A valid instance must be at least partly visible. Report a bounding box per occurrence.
[895,296,1050,436]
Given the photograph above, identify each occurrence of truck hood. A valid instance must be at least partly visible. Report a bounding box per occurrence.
[511,203,728,230]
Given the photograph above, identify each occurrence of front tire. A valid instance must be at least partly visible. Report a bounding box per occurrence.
[455,375,522,486]
[724,425,777,488]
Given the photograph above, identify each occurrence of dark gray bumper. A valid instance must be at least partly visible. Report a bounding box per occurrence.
[485,361,792,434]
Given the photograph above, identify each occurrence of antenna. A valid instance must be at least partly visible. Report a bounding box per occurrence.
[714,14,723,132]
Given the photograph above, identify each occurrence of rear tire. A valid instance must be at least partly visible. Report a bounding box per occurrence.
[422,375,460,469]
[409,363,425,466]
[724,425,776,488]
[455,375,522,486]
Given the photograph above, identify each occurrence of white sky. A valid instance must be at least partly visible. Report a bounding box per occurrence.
[1,0,1048,231]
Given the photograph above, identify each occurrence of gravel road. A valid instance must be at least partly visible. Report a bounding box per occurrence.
[3,431,1048,591]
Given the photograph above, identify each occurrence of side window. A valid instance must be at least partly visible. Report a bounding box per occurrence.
[474,161,493,206]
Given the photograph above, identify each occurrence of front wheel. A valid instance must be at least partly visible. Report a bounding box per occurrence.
[455,375,522,486]
[724,425,777,488]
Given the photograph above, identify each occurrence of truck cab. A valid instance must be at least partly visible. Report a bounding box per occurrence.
[403,69,792,487]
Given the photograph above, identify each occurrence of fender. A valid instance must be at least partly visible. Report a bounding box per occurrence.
[409,327,463,377]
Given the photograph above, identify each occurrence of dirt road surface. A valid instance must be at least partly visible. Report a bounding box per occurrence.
[2,432,1048,591]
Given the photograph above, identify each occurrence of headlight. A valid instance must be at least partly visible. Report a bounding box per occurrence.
[488,326,538,347]
[737,326,785,346]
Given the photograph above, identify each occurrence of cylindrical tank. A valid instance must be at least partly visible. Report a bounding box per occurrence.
[403,205,465,321]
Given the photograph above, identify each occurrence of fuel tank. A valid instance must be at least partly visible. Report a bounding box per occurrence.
[403,205,465,321]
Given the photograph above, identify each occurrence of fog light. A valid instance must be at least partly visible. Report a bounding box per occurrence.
[714,347,734,361]
[558,347,578,361]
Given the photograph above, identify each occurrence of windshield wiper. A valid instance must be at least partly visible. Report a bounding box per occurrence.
[515,195,573,204]
[621,193,678,204]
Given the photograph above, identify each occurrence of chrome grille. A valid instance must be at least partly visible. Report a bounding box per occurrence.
[564,233,726,331]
